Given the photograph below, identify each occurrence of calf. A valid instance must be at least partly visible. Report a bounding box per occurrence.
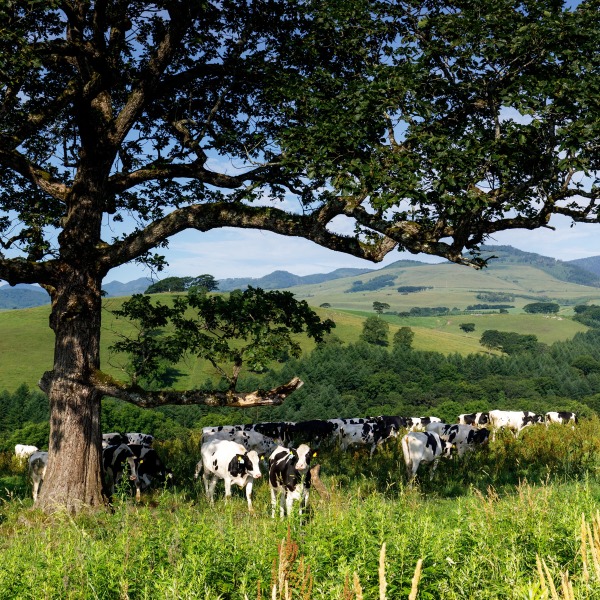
[488,410,544,440]
[545,411,578,428]
[268,444,315,518]
[457,412,490,428]
[15,444,39,461]
[197,439,262,512]
[102,443,141,501]
[28,451,48,502]
[401,431,452,483]
[426,422,490,457]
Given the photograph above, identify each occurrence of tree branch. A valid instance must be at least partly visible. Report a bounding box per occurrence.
[39,370,304,408]
[98,201,398,273]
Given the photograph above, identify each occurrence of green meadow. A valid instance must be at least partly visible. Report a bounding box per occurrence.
[2,422,600,598]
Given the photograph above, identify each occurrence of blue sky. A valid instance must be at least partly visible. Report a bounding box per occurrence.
[105,212,600,283]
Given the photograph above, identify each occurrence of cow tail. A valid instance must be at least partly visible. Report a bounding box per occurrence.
[194,459,203,480]
[401,435,412,477]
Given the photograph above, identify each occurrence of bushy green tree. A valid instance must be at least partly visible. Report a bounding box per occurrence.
[393,327,415,350]
[360,316,390,347]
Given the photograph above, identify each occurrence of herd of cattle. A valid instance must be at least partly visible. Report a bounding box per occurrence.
[15,410,578,517]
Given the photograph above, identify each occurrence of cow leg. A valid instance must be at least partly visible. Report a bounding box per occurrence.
[301,487,309,514]
[245,479,254,513]
[270,486,277,519]
[223,478,232,502]
[285,491,295,517]
[429,458,440,481]
[205,475,217,504]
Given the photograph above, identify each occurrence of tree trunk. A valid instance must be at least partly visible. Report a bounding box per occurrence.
[36,270,106,513]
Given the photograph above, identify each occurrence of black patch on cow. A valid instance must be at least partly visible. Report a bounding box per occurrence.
[228,454,251,478]
[478,413,490,425]
[424,433,438,455]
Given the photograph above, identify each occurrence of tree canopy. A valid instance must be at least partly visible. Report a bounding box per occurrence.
[0,0,599,512]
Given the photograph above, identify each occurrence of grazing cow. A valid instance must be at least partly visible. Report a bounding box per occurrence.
[28,451,48,502]
[124,432,154,447]
[326,416,405,456]
[401,431,452,482]
[196,440,262,512]
[15,444,39,460]
[457,412,490,428]
[425,422,490,457]
[406,416,443,432]
[102,443,140,501]
[268,444,315,518]
[128,444,173,491]
[545,412,578,427]
[488,410,544,440]
[327,418,377,452]
[202,425,278,456]
[251,422,295,445]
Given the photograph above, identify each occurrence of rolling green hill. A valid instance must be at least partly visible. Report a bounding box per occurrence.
[1,245,596,393]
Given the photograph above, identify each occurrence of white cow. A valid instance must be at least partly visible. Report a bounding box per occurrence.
[196,440,262,512]
[545,412,577,428]
[425,422,490,457]
[15,444,39,461]
[488,410,544,440]
[401,431,452,482]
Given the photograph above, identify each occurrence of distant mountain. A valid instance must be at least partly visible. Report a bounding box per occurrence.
[217,267,374,292]
[478,245,600,287]
[0,284,49,309]
[101,277,153,297]
[568,256,600,278]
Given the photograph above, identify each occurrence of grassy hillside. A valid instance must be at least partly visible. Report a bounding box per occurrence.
[289,261,600,313]
[0,293,589,393]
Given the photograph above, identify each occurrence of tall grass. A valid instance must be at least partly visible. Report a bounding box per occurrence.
[2,422,600,598]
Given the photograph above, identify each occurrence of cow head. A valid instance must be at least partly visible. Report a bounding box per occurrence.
[229,453,251,477]
[294,444,314,472]
[245,450,262,479]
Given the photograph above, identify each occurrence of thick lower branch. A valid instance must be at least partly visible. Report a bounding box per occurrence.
[39,370,303,408]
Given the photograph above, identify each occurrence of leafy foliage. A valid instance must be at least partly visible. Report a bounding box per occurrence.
[523,302,560,314]
[145,275,219,295]
[111,288,334,389]
[346,275,397,293]
[359,316,390,347]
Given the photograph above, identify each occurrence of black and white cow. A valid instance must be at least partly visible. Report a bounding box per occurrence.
[102,443,140,501]
[425,422,490,457]
[545,411,578,427]
[401,431,452,482]
[28,451,48,502]
[15,444,39,461]
[202,425,278,456]
[326,416,405,456]
[457,412,490,428]
[405,416,443,432]
[196,439,262,513]
[124,432,154,447]
[488,410,544,440]
[102,432,125,448]
[128,444,173,492]
[268,444,315,518]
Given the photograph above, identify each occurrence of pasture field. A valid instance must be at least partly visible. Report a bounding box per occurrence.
[0,297,588,392]
[2,421,600,598]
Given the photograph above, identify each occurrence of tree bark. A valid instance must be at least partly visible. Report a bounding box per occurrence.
[36,270,107,513]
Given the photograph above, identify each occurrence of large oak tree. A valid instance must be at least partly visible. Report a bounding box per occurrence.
[0,0,598,512]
